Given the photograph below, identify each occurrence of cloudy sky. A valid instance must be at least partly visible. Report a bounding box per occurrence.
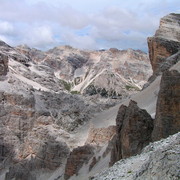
[0,0,179,51]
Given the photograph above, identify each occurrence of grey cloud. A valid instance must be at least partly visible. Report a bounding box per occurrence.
[0,21,14,35]
[0,0,88,29]
[62,31,97,49]
[0,0,179,51]
[22,26,55,48]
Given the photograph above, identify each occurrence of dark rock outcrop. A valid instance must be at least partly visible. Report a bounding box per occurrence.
[148,13,180,74]
[110,100,153,165]
[152,69,180,141]
[0,53,8,78]
[64,145,95,180]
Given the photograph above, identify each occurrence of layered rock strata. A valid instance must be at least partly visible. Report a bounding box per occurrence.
[148,13,180,73]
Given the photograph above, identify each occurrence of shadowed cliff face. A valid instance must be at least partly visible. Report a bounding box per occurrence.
[64,145,95,180]
[147,13,180,141]
[110,100,153,165]
[152,69,180,141]
[0,53,8,79]
[148,13,180,74]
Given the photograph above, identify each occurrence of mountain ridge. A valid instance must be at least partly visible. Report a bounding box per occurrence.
[0,13,180,180]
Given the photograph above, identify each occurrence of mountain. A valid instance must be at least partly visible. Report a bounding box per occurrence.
[0,13,179,180]
[0,37,151,179]
[15,45,151,98]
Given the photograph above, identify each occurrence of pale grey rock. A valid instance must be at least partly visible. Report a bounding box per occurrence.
[91,133,180,180]
[148,13,180,74]
[15,45,152,98]
[155,13,180,42]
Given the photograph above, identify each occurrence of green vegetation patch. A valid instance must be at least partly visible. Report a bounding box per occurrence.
[61,80,72,91]
[70,91,80,95]
[125,84,140,91]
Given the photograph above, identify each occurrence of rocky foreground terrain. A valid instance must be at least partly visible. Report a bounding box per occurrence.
[0,13,180,180]
[92,132,180,180]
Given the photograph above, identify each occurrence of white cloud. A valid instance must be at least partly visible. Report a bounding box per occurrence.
[0,0,179,51]
[62,31,97,49]
[0,35,13,45]
[20,26,55,49]
[0,21,14,35]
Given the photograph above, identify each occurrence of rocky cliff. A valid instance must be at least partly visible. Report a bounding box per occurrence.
[110,100,153,165]
[148,13,180,74]
[94,13,180,180]
[152,64,180,141]
[64,145,95,180]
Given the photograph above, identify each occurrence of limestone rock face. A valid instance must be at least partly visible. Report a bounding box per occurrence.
[148,13,180,73]
[155,13,180,42]
[64,145,95,180]
[5,140,70,180]
[111,100,153,164]
[0,40,30,65]
[85,126,116,146]
[152,69,180,141]
[16,45,152,98]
